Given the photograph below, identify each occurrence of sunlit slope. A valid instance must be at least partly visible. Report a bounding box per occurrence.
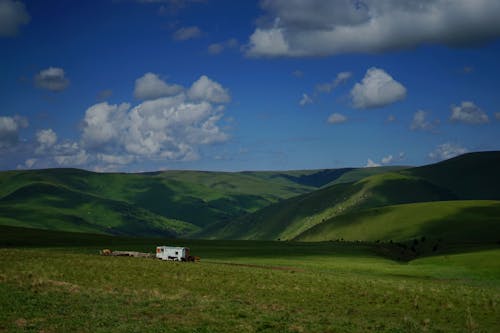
[204,151,500,241]
[326,166,407,186]
[0,167,362,235]
[200,172,457,240]
[295,200,500,243]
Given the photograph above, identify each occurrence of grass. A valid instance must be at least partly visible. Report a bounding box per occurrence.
[295,200,500,244]
[203,152,500,241]
[0,168,321,236]
[1,227,499,332]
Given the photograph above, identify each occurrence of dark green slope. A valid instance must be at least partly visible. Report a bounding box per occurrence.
[0,167,362,235]
[203,151,500,241]
[0,168,314,230]
[201,171,457,240]
[404,151,500,199]
[0,181,197,237]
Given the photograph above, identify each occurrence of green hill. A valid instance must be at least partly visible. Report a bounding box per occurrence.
[0,181,197,237]
[202,171,458,240]
[294,200,500,243]
[404,151,500,199]
[0,167,377,236]
[203,151,500,241]
[1,151,498,240]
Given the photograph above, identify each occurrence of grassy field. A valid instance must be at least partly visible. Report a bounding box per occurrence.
[295,200,500,243]
[1,227,499,332]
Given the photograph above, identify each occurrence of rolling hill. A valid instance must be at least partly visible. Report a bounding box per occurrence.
[1,151,499,242]
[201,151,500,242]
[0,166,401,236]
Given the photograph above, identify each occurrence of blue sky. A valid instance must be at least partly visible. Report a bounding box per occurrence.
[1,0,500,172]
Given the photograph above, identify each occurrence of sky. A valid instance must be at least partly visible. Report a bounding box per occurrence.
[1,0,500,172]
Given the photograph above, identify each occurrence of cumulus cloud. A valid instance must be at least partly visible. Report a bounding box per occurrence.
[34,67,70,92]
[77,75,230,166]
[411,110,439,132]
[16,74,231,170]
[53,142,90,166]
[172,26,201,40]
[0,0,30,37]
[450,101,489,124]
[0,115,28,148]
[36,128,57,153]
[134,73,183,100]
[327,113,347,124]
[381,155,393,164]
[187,75,230,103]
[207,38,238,55]
[299,93,312,106]
[316,71,352,94]
[350,68,406,109]
[365,159,381,168]
[81,97,226,162]
[429,143,468,161]
[245,0,500,57]
[81,102,131,150]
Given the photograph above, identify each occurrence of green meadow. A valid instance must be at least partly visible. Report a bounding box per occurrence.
[1,226,499,333]
[1,152,500,332]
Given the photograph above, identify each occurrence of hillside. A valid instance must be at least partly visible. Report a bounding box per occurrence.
[202,151,500,241]
[295,200,500,243]
[0,166,396,236]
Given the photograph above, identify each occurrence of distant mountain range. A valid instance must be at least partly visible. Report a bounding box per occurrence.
[1,152,499,245]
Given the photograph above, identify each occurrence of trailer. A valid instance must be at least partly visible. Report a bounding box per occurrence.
[100,247,199,262]
[156,246,191,261]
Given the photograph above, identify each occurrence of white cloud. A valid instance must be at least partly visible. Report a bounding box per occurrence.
[78,75,230,165]
[351,68,406,109]
[82,102,130,150]
[24,158,37,168]
[299,93,312,106]
[450,101,489,124]
[34,67,70,92]
[134,72,183,100]
[327,113,347,124]
[54,143,89,166]
[15,75,231,170]
[246,1,500,57]
[172,26,201,40]
[429,143,468,161]
[208,38,238,55]
[495,112,500,120]
[365,159,381,168]
[411,110,439,132]
[381,155,393,164]
[188,75,230,103]
[316,71,352,94]
[36,128,57,153]
[0,115,28,148]
[246,22,290,57]
[0,0,30,37]
[351,67,406,109]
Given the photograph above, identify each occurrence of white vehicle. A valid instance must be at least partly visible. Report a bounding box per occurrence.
[156,246,191,261]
